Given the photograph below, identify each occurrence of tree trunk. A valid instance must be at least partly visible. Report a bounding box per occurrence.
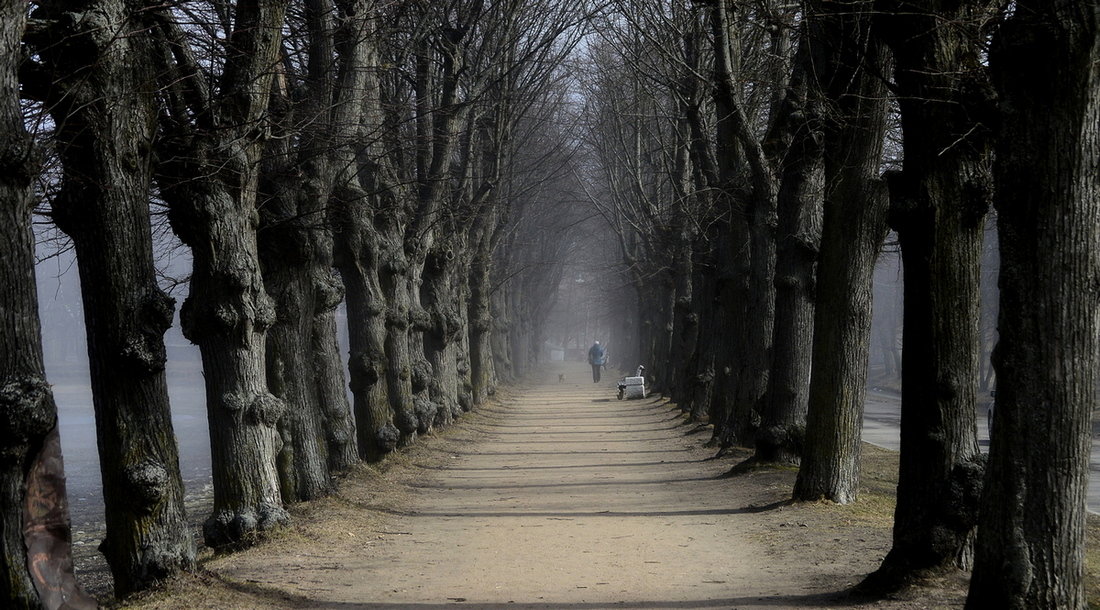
[732,190,777,446]
[301,0,358,477]
[469,229,497,405]
[334,183,397,460]
[258,84,330,502]
[656,280,676,393]
[379,231,419,440]
[637,283,671,392]
[491,288,514,385]
[324,0,397,462]
[154,0,292,547]
[455,274,475,412]
[169,177,289,547]
[754,95,824,465]
[30,0,196,592]
[259,0,360,499]
[865,0,992,587]
[668,242,696,404]
[793,0,890,503]
[707,0,781,447]
[707,221,743,447]
[313,303,358,472]
[967,6,1100,608]
[259,174,331,503]
[508,286,532,380]
[685,266,717,422]
[408,260,439,435]
[422,244,463,424]
[0,4,94,603]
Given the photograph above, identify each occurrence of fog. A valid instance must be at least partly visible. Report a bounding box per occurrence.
[36,219,1037,528]
[36,242,213,529]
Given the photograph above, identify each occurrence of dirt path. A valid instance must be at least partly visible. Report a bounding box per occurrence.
[131,362,966,609]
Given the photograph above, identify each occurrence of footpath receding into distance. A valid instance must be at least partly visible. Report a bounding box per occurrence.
[126,362,967,609]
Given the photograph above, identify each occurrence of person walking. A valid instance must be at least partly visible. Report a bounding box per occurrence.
[587,341,607,383]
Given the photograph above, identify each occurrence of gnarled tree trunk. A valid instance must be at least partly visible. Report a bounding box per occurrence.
[259,110,330,504]
[30,0,195,592]
[469,223,498,405]
[154,0,292,547]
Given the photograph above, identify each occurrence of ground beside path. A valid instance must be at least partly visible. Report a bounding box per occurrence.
[125,362,968,609]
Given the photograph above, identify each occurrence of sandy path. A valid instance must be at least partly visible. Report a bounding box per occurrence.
[349,371,762,607]
[191,363,954,609]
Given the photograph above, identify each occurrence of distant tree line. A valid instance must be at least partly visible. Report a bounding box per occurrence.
[580,1,1098,608]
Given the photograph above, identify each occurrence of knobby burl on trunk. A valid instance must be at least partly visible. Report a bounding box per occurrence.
[324,1,398,462]
[258,92,332,503]
[168,167,290,547]
[422,243,466,425]
[333,187,397,460]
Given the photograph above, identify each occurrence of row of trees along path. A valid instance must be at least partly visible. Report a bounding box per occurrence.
[4,0,1100,608]
[134,362,965,609]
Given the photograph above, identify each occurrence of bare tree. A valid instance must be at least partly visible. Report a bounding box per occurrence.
[968,4,1100,607]
[752,28,825,466]
[863,0,995,589]
[22,0,196,590]
[257,0,366,502]
[329,0,398,460]
[793,0,890,503]
[151,0,293,547]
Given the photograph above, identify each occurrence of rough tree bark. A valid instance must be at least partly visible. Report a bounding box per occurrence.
[967,4,1100,608]
[706,0,783,448]
[282,0,358,476]
[28,0,196,591]
[793,0,890,503]
[152,0,292,547]
[262,0,363,494]
[678,20,720,422]
[334,172,397,460]
[864,0,993,588]
[753,52,824,465]
[377,10,472,442]
[312,298,358,472]
[259,92,331,504]
[491,288,516,384]
[0,4,95,605]
[703,0,752,448]
[685,265,717,422]
[422,239,464,424]
[378,215,419,440]
[469,217,499,405]
[330,0,398,461]
[668,236,697,404]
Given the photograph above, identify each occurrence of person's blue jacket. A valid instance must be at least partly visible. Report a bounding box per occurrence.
[588,342,606,366]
